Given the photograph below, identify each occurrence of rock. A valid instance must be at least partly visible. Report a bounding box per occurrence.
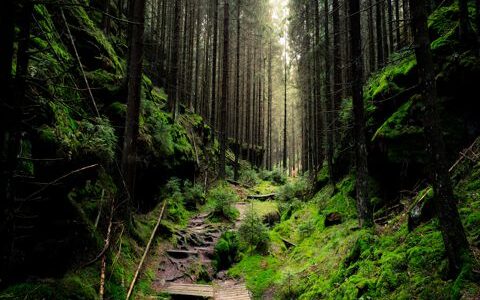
[262,211,280,227]
[216,270,228,280]
[408,192,434,231]
[324,212,342,227]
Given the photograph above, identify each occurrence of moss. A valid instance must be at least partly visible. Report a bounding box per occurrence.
[364,56,416,103]
[67,4,124,73]
[0,267,99,299]
[229,255,281,297]
[372,99,423,141]
[250,200,279,219]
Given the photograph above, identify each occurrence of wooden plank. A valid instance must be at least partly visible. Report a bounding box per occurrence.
[161,283,215,297]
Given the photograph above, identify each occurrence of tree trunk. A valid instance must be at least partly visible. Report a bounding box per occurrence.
[234,0,241,180]
[387,0,394,54]
[409,0,471,277]
[268,41,273,170]
[367,0,376,73]
[168,0,180,118]
[121,0,146,206]
[219,0,229,179]
[323,0,335,182]
[332,0,342,146]
[458,0,472,44]
[376,0,385,67]
[210,0,219,128]
[394,0,401,50]
[349,0,373,228]
[283,36,288,170]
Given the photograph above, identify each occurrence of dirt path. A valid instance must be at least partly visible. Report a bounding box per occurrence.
[153,190,252,299]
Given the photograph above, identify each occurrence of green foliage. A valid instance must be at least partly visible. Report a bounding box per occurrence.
[207,184,239,221]
[67,4,123,73]
[183,180,206,209]
[364,55,416,104]
[214,231,240,270]
[276,176,309,202]
[0,267,99,300]
[238,209,270,254]
[39,103,117,162]
[372,99,423,141]
[259,168,287,185]
[162,178,189,225]
[239,168,260,187]
[139,99,194,168]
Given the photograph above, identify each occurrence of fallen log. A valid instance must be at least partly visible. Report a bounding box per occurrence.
[247,193,276,200]
[126,199,167,300]
[280,237,296,248]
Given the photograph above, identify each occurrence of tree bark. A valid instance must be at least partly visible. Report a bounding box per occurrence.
[409,0,471,276]
[283,35,288,170]
[210,0,219,128]
[349,0,373,228]
[168,0,180,118]
[376,0,385,67]
[367,0,376,73]
[324,0,335,182]
[219,0,229,179]
[332,0,342,146]
[234,0,241,180]
[458,0,472,44]
[121,0,146,206]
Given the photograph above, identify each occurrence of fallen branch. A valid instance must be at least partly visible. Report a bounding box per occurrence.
[61,8,100,117]
[247,193,276,200]
[126,200,168,300]
[24,164,99,201]
[280,236,296,248]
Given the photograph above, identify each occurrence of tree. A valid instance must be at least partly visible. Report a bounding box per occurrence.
[168,0,181,118]
[121,0,146,207]
[283,33,288,170]
[219,0,230,179]
[367,0,376,73]
[376,0,385,67]
[458,0,473,44]
[349,0,373,228]
[210,0,219,128]
[409,0,471,276]
[332,0,342,144]
[234,0,242,180]
[324,0,335,182]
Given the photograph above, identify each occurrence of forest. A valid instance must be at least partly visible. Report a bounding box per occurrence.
[1,0,480,299]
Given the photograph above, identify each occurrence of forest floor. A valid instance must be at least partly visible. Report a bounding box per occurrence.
[151,185,252,299]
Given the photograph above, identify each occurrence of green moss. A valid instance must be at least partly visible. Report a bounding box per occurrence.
[372,99,423,141]
[229,255,281,297]
[364,56,416,103]
[68,5,123,73]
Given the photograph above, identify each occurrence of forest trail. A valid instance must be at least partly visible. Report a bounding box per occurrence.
[152,188,252,299]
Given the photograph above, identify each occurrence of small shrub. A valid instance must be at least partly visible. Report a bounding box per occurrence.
[259,168,287,185]
[183,180,205,209]
[214,231,240,270]
[163,178,188,224]
[278,198,303,220]
[239,209,270,254]
[239,168,260,187]
[225,165,234,179]
[207,184,239,221]
[276,177,309,202]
